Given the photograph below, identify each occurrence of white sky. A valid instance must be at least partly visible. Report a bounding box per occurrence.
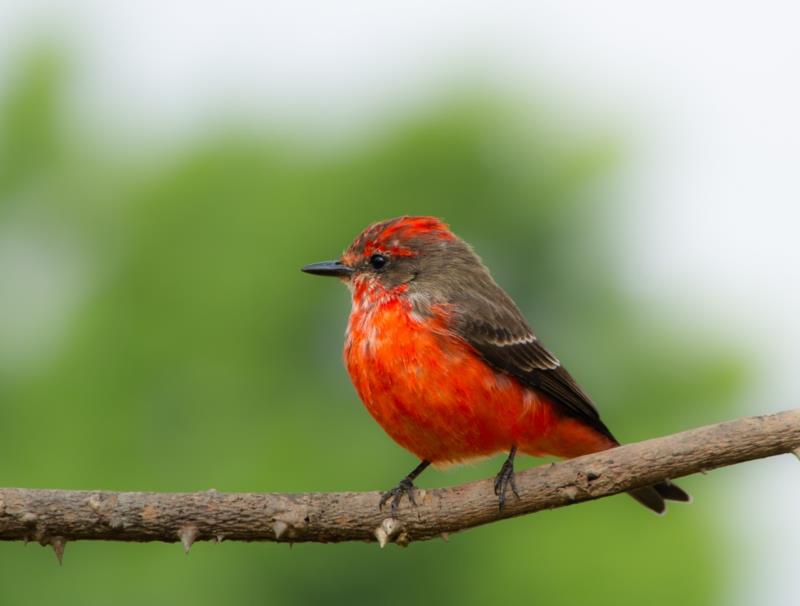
[1,2,799,604]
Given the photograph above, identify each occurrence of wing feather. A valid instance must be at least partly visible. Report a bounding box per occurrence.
[454,301,616,442]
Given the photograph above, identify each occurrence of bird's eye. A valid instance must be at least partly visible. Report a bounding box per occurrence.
[369,254,388,270]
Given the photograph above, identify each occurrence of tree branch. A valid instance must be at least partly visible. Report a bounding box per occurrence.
[1,409,798,556]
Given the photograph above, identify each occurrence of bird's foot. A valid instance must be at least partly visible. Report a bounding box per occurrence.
[494,451,520,512]
[379,477,418,517]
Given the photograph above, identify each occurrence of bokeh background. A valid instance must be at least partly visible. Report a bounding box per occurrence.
[1,2,798,605]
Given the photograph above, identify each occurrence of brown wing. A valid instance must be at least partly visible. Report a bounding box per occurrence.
[453,298,617,442]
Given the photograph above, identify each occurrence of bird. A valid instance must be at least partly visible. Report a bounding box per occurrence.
[302,216,689,515]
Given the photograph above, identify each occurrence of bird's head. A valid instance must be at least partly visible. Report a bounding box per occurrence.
[302,216,489,307]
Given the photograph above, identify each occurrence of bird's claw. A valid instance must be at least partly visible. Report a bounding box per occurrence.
[379,477,417,516]
[493,458,519,512]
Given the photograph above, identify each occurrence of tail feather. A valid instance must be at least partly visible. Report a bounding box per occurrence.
[628,480,690,514]
[653,480,691,502]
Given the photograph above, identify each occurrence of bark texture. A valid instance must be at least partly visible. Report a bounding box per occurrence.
[1,409,798,552]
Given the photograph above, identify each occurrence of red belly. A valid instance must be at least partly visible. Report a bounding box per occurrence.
[344,297,613,465]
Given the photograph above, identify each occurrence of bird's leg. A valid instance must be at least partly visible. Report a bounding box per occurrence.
[494,446,520,512]
[380,460,431,516]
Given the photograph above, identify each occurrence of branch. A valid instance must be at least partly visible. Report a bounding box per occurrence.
[2,409,799,558]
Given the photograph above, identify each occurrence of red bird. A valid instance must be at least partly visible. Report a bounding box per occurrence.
[302,216,689,514]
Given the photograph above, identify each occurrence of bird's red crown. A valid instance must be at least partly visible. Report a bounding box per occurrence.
[342,216,455,264]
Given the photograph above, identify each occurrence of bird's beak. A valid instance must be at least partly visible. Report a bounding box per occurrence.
[301,260,353,278]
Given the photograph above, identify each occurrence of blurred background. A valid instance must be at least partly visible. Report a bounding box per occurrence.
[0,2,798,605]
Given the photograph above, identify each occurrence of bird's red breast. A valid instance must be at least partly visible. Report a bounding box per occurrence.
[344,277,615,467]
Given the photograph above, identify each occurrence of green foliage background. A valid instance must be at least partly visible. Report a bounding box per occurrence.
[0,50,744,605]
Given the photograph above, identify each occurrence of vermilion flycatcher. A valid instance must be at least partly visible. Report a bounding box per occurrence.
[302,216,689,514]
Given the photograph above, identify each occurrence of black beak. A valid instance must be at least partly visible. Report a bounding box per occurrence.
[301,260,353,277]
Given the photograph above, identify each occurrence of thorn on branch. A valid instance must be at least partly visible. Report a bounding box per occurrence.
[44,536,66,566]
[395,531,411,547]
[374,517,402,549]
[272,520,289,540]
[563,486,579,501]
[178,525,199,554]
[374,526,388,548]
